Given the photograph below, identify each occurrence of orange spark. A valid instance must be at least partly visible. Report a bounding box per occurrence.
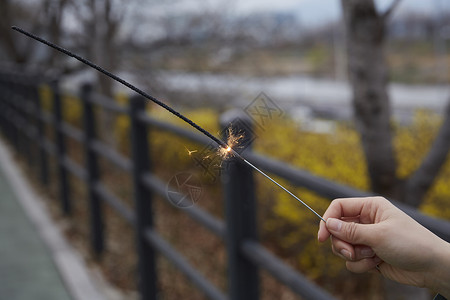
[218,127,244,159]
[184,146,197,156]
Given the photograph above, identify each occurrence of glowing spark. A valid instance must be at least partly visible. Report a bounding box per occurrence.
[184,146,197,156]
[217,127,244,159]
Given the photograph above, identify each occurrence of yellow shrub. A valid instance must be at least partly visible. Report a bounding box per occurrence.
[113,102,221,174]
[38,84,53,111]
[252,119,368,278]
[113,98,450,280]
[40,89,450,281]
[38,84,83,126]
[62,94,83,126]
[252,112,450,279]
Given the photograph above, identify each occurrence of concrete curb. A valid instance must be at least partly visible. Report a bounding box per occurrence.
[0,139,107,300]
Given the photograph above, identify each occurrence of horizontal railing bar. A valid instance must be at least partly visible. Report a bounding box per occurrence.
[2,104,25,127]
[1,89,19,107]
[392,201,450,242]
[1,105,60,167]
[16,116,39,141]
[62,156,87,181]
[0,70,44,84]
[244,152,369,199]
[94,182,136,225]
[3,110,22,132]
[136,112,214,147]
[25,125,38,141]
[6,93,32,116]
[244,151,450,242]
[41,137,57,156]
[144,229,227,300]
[7,98,55,155]
[91,140,133,172]
[61,122,84,142]
[141,173,226,239]
[40,110,55,125]
[7,107,57,158]
[18,97,36,115]
[89,93,129,114]
[241,240,336,300]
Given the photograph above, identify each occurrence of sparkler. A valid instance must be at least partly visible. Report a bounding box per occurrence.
[12,26,325,223]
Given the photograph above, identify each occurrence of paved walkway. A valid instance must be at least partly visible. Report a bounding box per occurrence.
[0,164,72,300]
[0,138,107,300]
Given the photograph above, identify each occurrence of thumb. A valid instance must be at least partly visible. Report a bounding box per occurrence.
[326,218,373,245]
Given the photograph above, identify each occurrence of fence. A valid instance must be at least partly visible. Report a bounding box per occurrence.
[1,68,449,300]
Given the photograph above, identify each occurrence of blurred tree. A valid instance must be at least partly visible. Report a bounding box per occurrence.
[1,0,232,144]
[341,0,450,208]
[69,0,128,145]
[0,0,134,145]
[0,0,70,67]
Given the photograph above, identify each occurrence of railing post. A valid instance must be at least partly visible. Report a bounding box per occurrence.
[221,110,259,300]
[16,76,27,158]
[130,95,157,300]
[33,83,49,185]
[0,74,7,137]
[19,77,34,167]
[52,79,71,215]
[0,75,9,141]
[11,75,22,154]
[81,83,104,256]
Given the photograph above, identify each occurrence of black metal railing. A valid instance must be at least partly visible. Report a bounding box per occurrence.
[1,68,450,300]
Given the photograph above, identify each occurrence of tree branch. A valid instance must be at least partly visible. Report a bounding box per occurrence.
[382,0,402,19]
[404,100,450,207]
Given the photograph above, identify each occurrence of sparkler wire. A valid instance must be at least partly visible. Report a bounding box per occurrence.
[12,26,325,223]
[233,151,326,223]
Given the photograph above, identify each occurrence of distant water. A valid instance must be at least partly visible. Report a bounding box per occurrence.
[158,71,448,107]
[63,70,449,123]
[157,71,449,122]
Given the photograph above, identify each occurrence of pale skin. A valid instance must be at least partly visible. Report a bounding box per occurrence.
[318,197,450,298]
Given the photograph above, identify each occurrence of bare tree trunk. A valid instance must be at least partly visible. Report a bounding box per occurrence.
[0,1,25,63]
[341,1,437,299]
[404,100,450,207]
[0,0,41,64]
[341,0,398,198]
[96,16,117,146]
[85,0,120,146]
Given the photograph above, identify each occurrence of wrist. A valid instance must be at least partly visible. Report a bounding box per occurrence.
[429,240,450,298]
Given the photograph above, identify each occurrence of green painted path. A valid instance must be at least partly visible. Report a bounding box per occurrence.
[0,167,72,300]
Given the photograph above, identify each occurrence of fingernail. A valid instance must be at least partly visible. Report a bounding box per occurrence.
[374,256,383,264]
[340,249,352,260]
[326,218,342,232]
[361,247,374,257]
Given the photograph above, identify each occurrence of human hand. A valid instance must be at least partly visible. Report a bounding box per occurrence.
[318,196,450,296]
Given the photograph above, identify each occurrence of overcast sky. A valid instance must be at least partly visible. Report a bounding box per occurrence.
[237,0,448,25]
[151,0,448,27]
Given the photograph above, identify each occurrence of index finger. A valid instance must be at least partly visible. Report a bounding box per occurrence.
[318,197,368,242]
